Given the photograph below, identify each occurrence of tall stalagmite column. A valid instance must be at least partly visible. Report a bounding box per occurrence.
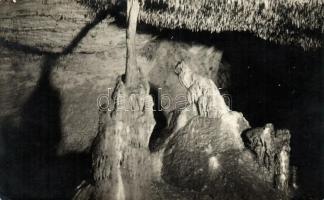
[91,0,156,199]
[92,78,155,200]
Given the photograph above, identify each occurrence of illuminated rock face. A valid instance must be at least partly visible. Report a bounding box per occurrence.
[73,62,292,200]
[160,62,292,199]
[162,117,292,199]
[74,77,156,200]
[92,78,155,200]
[170,61,248,147]
[175,61,229,119]
[162,116,251,193]
[243,123,291,193]
[72,67,291,200]
[168,61,234,137]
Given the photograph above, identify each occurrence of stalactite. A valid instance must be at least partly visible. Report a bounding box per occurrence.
[139,0,323,49]
[125,0,141,86]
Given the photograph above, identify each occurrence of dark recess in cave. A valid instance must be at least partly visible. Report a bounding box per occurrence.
[148,85,169,152]
[223,38,323,200]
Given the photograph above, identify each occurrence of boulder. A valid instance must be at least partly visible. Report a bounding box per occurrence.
[161,117,291,199]
[162,113,249,190]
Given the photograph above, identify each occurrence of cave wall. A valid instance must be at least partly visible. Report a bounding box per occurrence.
[0,1,223,198]
[0,1,124,198]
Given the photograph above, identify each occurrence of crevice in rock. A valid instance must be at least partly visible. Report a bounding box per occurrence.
[148,85,169,152]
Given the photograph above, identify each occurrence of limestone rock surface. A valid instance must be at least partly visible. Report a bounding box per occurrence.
[243,123,292,193]
[74,77,156,200]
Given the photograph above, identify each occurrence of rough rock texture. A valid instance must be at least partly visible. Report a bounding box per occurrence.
[158,63,292,199]
[77,0,324,49]
[161,62,247,191]
[73,77,156,200]
[162,61,234,138]
[161,117,289,199]
[175,61,229,118]
[162,115,248,185]
[0,0,224,155]
[0,1,301,199]
[145,40,224,113]
[243,123,292,193]
[140,40,225,150]
[139,0,324,49]
[0,14,224,198]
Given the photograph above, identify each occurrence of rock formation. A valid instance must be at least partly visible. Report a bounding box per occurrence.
[0,0,317,199]
[158,61,292,199]
[72,60,294,200]
[74,0,158,198]
[73,77,156,200]
[243,123,292,193]
[175,61,230,118]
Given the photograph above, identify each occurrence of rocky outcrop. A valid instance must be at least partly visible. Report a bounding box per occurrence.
[158,62,292,199]
[72,53,293,200]
[162,117,288,200]
[162,115,249,186]
[0,5,226,196]
[243,123,291,193]
[168,61,237,135]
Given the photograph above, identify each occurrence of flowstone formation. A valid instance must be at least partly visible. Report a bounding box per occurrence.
[175,61,230,118]
[73,77,156,200]
[168,61,246,144]
[73,61,292,200]
[159,61,292,199]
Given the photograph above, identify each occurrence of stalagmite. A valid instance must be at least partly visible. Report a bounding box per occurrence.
[73,1,157,199]
[88,77,155,200]
[243,123,292,194]
[170,61,232,134]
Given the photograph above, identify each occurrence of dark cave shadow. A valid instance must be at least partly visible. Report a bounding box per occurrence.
[0,38,55,56]
[148,84,169,152]
[0,56,92,199]
[219,37,323,199]
[0,8,111,199]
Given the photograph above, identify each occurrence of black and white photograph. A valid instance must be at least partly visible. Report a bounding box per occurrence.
[0,0,323,199]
